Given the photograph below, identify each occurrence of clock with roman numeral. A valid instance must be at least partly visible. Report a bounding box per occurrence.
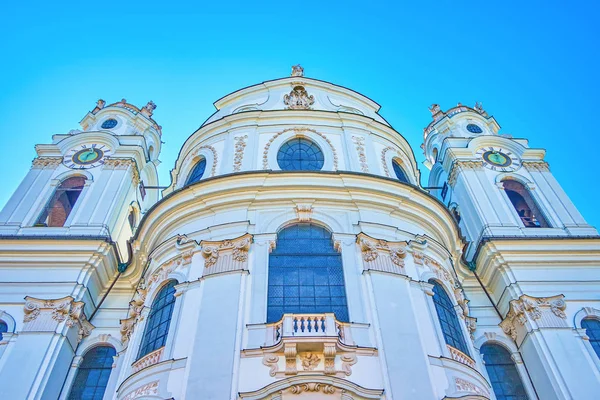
[63,144,111,169]
[476,147,520,172]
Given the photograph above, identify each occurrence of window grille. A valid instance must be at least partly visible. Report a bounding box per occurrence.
[277,138,324,171]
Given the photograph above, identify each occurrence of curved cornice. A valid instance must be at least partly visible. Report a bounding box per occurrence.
[127,171,464,278]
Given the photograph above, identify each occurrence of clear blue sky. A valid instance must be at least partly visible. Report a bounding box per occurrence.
[1,1,598,229]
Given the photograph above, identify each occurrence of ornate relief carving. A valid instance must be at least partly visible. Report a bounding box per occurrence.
[357,233,408,275]
[284,342,297,375]
[200,234,252,276]
[522,161,550,171]
[262,128,338,170]
[233,135,248,172]
[465,316,477,340]
[381,146,411,179]
[294,204,313,222]
[352,136,369,173]
[300,353,320,371]
[455,377,490,398]
[22,296,93,342]
[412,250,425,266]
[290,383,335,394]
[447,160,484,187]
[197,145,218,177]
[447,344,476,369]
[340,354,357,376]
[262,355,279,377]
[120,285,148,345]
[131,346,164,372]
[284,86,315,110]
[500,294,567,344]
[323,342,336,375]
[32,157,63,168]
[122,381,159,400]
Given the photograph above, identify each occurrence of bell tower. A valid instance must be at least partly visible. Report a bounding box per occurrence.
[0,99,162,256]
[422,102,597,258]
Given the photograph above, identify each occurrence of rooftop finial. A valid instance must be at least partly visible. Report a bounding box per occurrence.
[142,101,157,117]
[474,101,484,114]
[291,64,304,77]
[429,104,441,117]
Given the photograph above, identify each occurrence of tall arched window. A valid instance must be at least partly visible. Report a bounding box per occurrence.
[138,280,177,359]
[68,345,116,400]
[277,138,324,171]
[0,320,7,340]
[185,158,207,185]
[502,180,549,228]
[267,223,348,323]
[480,343,528,400]
[582,318,600,359]
[429,280,470,356]
[36,176,86,227]
[392,160,409,183]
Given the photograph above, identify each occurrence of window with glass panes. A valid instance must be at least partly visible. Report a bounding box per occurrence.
[429,280,470,355]
[267,224,348,323]
[481,343,528,400]
[68,346,116,400]
[137,280,177,358]
[582,318,600,359]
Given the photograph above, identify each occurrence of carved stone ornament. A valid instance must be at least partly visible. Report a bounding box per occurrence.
[32,157,63,169]
[381,147,409,178]
[357,233,408,275]
[447,160,484,187]
[119,285,148,345]
[522,161,550,172]
[233,135,248,172]
[23,296,94,342]
[200,233,253,277]
[294,204,313,222]
[122,381,159,400]
[284,86,315,110]
[262,355,279,377]
[455,377,490,398]
[263,127,338,170]
[352,136,369,173]
[290,383,335,394]
[103,158,141,185]
[500,294,567,344]
[300,352,320,371]
[291,64,304,77]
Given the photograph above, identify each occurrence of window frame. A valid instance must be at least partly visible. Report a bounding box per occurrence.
[428,279,471,356]
[67,345,116,400]
[137,280,178,360]
[480,342,529,400]
[34,176,88,227]
[185,158,207,186]
[276,138,325,171]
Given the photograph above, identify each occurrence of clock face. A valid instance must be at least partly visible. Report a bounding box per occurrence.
[476,147,520,172]
[63,144,111,169]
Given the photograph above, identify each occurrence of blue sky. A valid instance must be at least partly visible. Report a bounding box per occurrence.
[0,1,598,228]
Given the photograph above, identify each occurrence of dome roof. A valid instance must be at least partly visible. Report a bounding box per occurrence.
[202,66,390,127]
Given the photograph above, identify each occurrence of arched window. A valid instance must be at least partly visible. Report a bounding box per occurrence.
[582,318,600,359]
[0,320,7,340]
[502,180,549,228]
[138,280,177,358]
[392,160,409,183]
[480,343,528,400]
[277,138,324,171]
[267,223,348,323]
[68,345,116,400]
[36,176,86,227]
[429,280,470,356]
[185,158,207,185]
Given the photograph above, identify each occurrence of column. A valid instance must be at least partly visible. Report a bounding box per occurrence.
[0,296,93,400]
[500,294,600,400]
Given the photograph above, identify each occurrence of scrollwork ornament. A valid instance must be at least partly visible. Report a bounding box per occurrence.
[202,246,219,268]
[262,355,279,377]
[341,354,357,376]
[389,247,407,266]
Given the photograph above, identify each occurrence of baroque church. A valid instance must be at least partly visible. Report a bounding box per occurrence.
[0,65,599,400]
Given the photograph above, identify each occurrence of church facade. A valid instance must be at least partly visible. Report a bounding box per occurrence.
[0,66,599,400]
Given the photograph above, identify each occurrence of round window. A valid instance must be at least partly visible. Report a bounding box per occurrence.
[466,123,483,133]
[277,138,324,171]
[101,119,118,129]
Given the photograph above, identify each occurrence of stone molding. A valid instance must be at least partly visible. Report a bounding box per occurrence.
[131,346,164,373]
[357,233,408,275]
[197,145,218,177]
[262,128,338,170]
[447,160,484,187]
[201,233,252,277]
[22,296,93,342]
[352,136,369,173]
[233,135,248,172]
[522,161,550,172]
[32,157,63,169]
[447,344,476,369]
[500,294,567,345]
